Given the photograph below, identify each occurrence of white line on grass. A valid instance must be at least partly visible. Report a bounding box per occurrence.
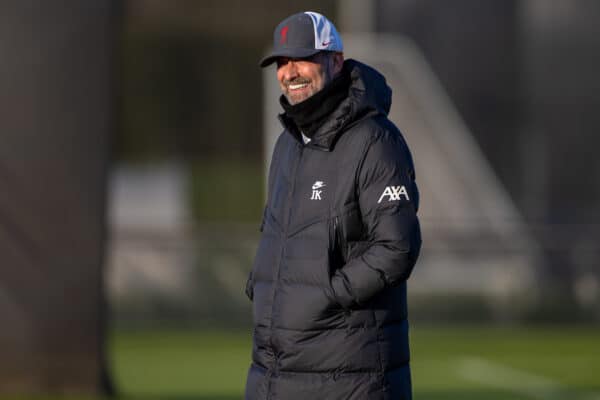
[458,357,600,400]
[457,356,565,400]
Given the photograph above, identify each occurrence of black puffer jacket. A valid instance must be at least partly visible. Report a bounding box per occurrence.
[245,59,421,400]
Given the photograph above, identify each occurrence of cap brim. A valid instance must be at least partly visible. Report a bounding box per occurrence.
[259,47,321,68]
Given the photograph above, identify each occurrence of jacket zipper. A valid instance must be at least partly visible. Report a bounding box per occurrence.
[267,143,303,396]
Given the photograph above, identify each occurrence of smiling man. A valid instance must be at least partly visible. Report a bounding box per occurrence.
[276,50,342,105]
[245,11,422,400]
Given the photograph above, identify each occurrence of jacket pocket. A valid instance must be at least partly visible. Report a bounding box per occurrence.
[330,203,364,264]
[325,216,346,310]
[328,215,345,271]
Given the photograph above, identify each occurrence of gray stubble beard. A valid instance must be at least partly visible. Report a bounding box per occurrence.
[284,54,334,105]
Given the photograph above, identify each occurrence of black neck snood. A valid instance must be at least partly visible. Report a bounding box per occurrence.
[280,67,351,139]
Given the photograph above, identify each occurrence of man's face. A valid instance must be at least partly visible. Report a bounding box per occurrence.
[276,53,335,105]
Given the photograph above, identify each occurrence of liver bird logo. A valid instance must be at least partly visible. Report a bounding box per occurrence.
[280,26,289,44]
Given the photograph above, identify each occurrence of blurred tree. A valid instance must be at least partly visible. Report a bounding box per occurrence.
[0,1,116,396]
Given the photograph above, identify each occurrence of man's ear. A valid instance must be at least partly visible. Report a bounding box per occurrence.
[332,52,344,75]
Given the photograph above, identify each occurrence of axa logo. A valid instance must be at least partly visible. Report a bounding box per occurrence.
[377,185,410,204]
[310,181,326,200]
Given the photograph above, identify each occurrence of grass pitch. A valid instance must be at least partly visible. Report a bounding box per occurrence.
[110,325,600,400]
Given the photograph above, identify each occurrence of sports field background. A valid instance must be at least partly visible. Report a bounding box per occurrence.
[2,2,600,398]
[110,325,600,400]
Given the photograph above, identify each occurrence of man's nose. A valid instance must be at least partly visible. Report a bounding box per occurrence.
[281,60,299,80]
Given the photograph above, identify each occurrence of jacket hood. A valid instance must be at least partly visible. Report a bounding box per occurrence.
[280,59,392,150]
[344,59,392,118]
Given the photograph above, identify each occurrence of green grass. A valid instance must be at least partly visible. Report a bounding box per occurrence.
[109,325,600,400]
[110,330,251,399]
[410,326,600,399]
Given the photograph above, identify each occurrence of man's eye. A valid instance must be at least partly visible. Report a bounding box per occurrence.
[276,58,290,68]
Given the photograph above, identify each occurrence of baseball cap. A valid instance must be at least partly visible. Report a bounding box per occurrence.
[260,11,343,68]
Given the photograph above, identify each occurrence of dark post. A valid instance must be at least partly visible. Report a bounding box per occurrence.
[0,1,115,395]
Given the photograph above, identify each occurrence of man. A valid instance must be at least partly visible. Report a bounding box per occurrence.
[245,11,421,400]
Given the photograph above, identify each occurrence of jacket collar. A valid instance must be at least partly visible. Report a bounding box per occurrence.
[278,59,392,151]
